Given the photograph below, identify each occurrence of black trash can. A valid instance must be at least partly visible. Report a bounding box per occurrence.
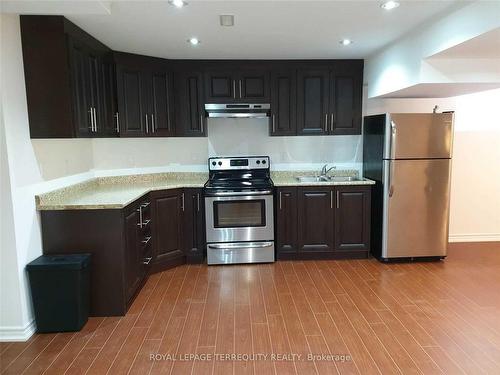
[26,254,91,333]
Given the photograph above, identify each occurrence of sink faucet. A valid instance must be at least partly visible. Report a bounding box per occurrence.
[320,164,336,177]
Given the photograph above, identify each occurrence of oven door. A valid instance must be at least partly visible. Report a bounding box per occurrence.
[205,191,274,243]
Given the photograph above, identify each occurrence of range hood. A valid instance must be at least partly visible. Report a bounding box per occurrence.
[205,103,270,118]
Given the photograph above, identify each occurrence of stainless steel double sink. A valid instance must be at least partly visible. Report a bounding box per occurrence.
[295,176,360,183]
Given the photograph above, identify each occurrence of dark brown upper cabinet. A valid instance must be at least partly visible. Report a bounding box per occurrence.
[115,53,175,137]
[296,62,363,136]
[174,70,206,137]
[21,15,117,138]
[204,66,269,103]
[270,70,296,136]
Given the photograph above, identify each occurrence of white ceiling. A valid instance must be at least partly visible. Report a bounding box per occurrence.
[2,0,463,59]
[430,27,500,59]
[377,82,500,98]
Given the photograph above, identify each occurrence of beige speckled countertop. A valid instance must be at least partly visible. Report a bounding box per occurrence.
[36,170,375,210]
[36,173,207,210]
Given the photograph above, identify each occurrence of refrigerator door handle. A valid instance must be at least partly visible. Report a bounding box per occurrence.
[388,160,394,197]
[390,120,397,159]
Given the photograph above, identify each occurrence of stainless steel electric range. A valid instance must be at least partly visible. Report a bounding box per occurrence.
[204,156,275,265]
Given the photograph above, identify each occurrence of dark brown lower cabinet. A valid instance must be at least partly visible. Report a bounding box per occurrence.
[276,185,371,259]
[40,195,152,316]
[183,188,205,263]
[150,189,185,273]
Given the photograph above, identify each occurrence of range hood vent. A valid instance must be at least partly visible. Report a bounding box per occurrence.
[205,103,270,118]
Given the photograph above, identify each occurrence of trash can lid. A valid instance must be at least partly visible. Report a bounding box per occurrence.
[26,254,91,271]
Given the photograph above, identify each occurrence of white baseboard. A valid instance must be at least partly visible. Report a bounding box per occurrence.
[449,233,500,243]
[0,320,36,342]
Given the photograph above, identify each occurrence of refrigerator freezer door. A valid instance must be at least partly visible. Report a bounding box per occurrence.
[384,113,453,160]
[382,159,451,258]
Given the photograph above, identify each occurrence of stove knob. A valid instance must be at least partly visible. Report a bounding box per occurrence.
[256,160,260,164]
[262,159,267,164]
[211,161,216,166]
[218,161,222,166]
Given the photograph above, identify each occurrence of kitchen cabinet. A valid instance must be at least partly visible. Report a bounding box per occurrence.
[296,68,330,135]
[334,186,371,251]
[115,53,175,137]
[276,185,371,259]
[21,15,117,138]
[275,187,298,254]
[297,187,335,252]
[296,62,363,136]
[270,70,296,136]
[150,189,185,272]
[204,67,269,103]
[174,70,206,137]
[123,198,152,303]
[40,195,152,316]
[183,188,205,263]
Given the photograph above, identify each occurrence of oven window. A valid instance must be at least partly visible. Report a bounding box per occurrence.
[214,200,266,228]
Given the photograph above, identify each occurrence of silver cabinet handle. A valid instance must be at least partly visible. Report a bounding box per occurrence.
[145,114,149,134]
[200,115,204,133]
[325,113,328,131]
[142,219,151,226]
[239,80,242,98]
[181,193,185,211]
[209,190,272,197]
[137,206,143,227]
[151,114,155,133]
[279,191,282,210]
[330,113,334,132]
[330,191,333,209]
[141,202,150,208]
[233,80,236,99]
[93,107,97,132]
[141,236,152,245]
[143,257,152,265]
[115,112,119,133]
[336,190,340,209]
[272,115,276,133]
[197,193,200,212]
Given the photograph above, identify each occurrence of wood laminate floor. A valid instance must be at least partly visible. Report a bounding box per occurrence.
[2,242,500,374]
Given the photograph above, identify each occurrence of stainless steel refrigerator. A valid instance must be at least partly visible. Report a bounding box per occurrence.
[363,113,454,261]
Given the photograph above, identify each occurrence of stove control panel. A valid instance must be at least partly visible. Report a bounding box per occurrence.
[209,156,270,170]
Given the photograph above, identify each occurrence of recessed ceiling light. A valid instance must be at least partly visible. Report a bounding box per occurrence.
[188,37,200,46]
[339,39,353,46]
[381,1,400,10]
[169,0,187,8]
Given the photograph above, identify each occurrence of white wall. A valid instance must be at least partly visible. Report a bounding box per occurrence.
[365,88,500,242]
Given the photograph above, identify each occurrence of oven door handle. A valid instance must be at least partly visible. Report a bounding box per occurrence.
[208,242,274,250]
[208,190,272,197]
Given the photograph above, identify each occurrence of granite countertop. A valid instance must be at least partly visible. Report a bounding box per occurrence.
[36,170,375,211]
[36,173,207,210]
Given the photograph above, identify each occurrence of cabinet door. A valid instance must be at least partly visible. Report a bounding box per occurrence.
[330,70,362,135]
[183,188,205,263]
[151,190,184,264]
[98,57,119,136]
[204,71,236,102]
[238,70,269,102]
[297,187,334,252]
[270,70,296,136]
[68,38,93,136]
[334,186,371,251]
[149,70,175,137]
[296,68,330,135]
[124,206,141,302]
[175,71,206,137]
[116,65,147,136]
[276,187,298,255]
